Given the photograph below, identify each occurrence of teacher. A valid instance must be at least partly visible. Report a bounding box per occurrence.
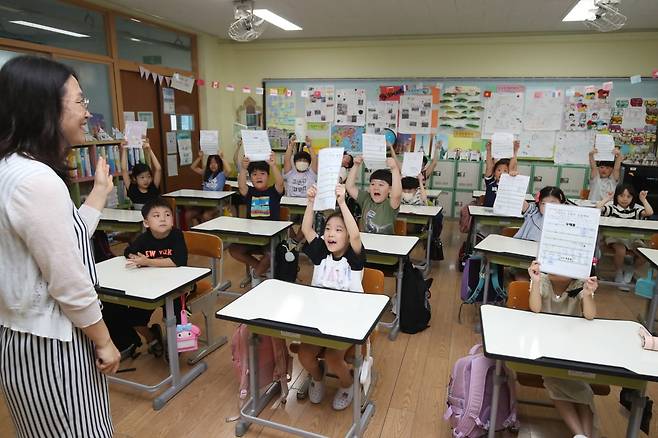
[0,56,120,437]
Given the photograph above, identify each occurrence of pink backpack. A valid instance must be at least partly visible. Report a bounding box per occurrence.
[444,344,519,437]
[231,324,292,402]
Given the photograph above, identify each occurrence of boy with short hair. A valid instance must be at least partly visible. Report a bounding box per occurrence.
[346,156,402,234]
[230,153,284,284]
[588,146,621,202]
[401,174,428,206]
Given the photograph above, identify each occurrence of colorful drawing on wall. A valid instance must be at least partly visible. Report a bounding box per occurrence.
[305,85,335,122]
[379,85,405,102]
[307,122,331,150]
[482,92,524,138]
[554,131,595,165]
[523,90,563,131]
[266,94,296,130]
[610,97,658,152]
[331,125,364,154]
[335,88,366,126]
[439,85,483,133]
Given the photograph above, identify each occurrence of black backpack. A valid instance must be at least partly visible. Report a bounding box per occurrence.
[400,261,433,334]
[274,242,299,283]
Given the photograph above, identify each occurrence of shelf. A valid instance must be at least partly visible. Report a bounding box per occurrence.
[70,172,121,183]
[72,140,122,148]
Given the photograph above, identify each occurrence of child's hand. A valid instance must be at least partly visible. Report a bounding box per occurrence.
[336,184,346,204]
[267,153,276,166]
[354,156,363,166]
[307,184,317,203]
[142,137,151,150]
[305,136,312,145]
[613,147,621,158]
[513,140,520,155]
[126,253,149,268]
[589,148,598,157]
[287,136,295,149]
[218,150,224,158]
[528,260,541,282]
[241,156,250,170]
[198,151,204,159]
[386,157,398,170]
[417,173,424,184]
[93,156,114,195]
[509,169,519,177]
[639,190,649,202]
[485,141,492,153]
[583,276,598,297]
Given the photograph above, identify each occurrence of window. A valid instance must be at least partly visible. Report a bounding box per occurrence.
[0,48,21,69]
[115,16,192,71]
[0,0,108,55]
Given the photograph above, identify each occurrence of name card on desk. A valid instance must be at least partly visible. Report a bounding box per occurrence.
[538,203,600,279]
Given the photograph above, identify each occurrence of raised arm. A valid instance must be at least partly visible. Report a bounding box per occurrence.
[283,139,294,174]
[268,153,284,194]
[509,141,519,176]
[220,151,232,176]
[190,151,205,176]
[307,138,318,174]
[143,139,162,188]
[418,173,428,205]
[238,156,250,196]
[588,148,598,178]
[612,147,622,182]
[639,191,654,218]
[337,184,361,253]
[423,147,439,176]
[120,143,131,194]
[581,277,597,320]
[346,155,362,199]
[388,157,402,209]
[484,141,494,177]
[528,260,543,313]
[596,192,614,210]
[301,184,318,242]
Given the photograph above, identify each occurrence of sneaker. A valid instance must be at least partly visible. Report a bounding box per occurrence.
[250,268,264,288]
[615,270,630,291]
[308,378,325,404]
[623,267,634,284]
[615,270,625,284]
[332,385,354,411]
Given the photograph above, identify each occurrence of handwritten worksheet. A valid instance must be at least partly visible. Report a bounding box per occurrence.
[294,117,306,142]
[401,152,423,177]
[491,132,515,159]
[538,203,600,279]
[493,173,530,217]
[314,147,344,211]
[124,121,147,148]
[200,130,219,155]
[362,134,388,170]
[594,133,616,161]
[241,130,272,161]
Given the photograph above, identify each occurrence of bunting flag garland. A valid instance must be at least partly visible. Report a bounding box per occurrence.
[255,87,264,95]
[225,84,235,92]
[196,79,205,86]
[242,86,251,94]
[211,81,220,89]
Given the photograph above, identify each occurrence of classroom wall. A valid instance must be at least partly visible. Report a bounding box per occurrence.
[197,31,658,157]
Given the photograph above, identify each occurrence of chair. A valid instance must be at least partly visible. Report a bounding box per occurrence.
[580,188,590,200]
[291,268,384,400]
[280,206,291,221]
[505,280,611,399]
[394,219,407,236]
[183,231,232,364]
[501,227,519,238]
[649,233,658,250]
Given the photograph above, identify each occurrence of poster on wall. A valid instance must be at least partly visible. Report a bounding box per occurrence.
[482,92,524,138]
[176,131,194,165]
[610,97,658,153]
[554,131,594,165]
[379,85,405,102]
[398,94,432,134]
[439,85,484,133]
[518,131,556,159]
[305,85,335,122]
[162,88,176,114]
[330,125,364,154]
[266,94,296,130]
[306,122,331,150]
[365,101,399,134]
[137,112,154,129]
[523,90,563,131]
[335,88,366,126]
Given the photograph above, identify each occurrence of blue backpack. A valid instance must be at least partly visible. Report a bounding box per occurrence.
[458,255,505,323]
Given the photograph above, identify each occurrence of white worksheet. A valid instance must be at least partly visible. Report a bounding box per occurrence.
[491,132,515,159]
[199,130,219,155]
[538,203,600,279]
[241,130,272,162]
[294,117,306,141]
[594,134,616,161]
[362,134,387,170]
[335,88,366,126]
[124,121,147,148]
[401,152,423,177]
[366,101,399,134]
[493,174,530,217]
[314,147,344,211]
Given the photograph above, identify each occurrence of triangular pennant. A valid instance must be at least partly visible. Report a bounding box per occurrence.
[165,77,171,86]
[151,73,158,84]
[196,79,205,86]
[225,84,235,92]
[158,74,165,85]
[139,66,146,78]
[145,70,151,81]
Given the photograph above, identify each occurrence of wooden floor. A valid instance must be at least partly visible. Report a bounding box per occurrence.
[0,220,656,437]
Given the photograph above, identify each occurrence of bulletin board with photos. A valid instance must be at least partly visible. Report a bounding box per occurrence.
[263,77,658,166]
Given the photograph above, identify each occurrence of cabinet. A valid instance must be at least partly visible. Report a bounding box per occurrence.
[530,164,559,193]
[558,166,589,197]
[435,190,454,217]
[453,190,474,218]
[455,161,482,190]
[430,160,456,189]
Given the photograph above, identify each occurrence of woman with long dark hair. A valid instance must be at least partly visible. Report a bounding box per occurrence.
[0,56,119,437]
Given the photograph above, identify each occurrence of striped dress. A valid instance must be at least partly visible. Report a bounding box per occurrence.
[0,157,113,437]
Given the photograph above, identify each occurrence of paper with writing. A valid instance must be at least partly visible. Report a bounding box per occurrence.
[594,134,615,161]
[241,130,272,161]
[538,203,600,279]
[491,132,515,159]
[314,147,344,211]
[294,117,306,142]
[493,174,530,217]
[200,130,219,155]
[124,121,147,148]
[401,152,423,177]
[362,134,387,170]
[167,154,178,177]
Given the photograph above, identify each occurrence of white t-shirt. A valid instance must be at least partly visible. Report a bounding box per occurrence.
[303,237,366,292]
[284,166,316,197]
[588,174,617,202]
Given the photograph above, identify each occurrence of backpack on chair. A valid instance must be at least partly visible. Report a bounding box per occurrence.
[444,344,519,437]
[400,261,433,334]
[458,255,505,323]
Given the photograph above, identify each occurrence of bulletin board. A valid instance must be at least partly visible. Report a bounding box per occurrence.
[263,77,658,165]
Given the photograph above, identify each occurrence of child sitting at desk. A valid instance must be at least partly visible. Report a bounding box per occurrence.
[346,156,402,234]
[401,174,428,206]
[298,183,366,410]
[514,186,568,241]
[482,140,519,207]
[229,154,284,286]
[596,183,654,288]
[103,197,187,357]
[120,138,162,210]
[185,150,233,226]
[587,147,621,202]
[284,135,317,244]
[528,260,598,438]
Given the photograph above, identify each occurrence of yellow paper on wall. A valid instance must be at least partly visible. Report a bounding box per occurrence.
[448,135,477,150]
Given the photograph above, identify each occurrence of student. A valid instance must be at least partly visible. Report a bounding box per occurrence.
[284,136,318,244]
[401,174,428,206]
[346,156,402,234]
[483,140,519,207]
[339,152,354,184]
[588,147,621,202]
[121,139,162,209]
[185,150,233,225]
[229,154,284,285]
[514,186,568,241]
[103,197,188,357]
[528,260,598,438]
[596,183,654,288]
[298,183,366,410]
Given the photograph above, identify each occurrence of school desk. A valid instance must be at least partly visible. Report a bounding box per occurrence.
[361,233,419,340]
[97,208,144,233]
[163,189,234,226]
[468,205,525,246]
[280,195,307,216]
[598,216,658,241]
[638,247,658,333]
[216,279,388,438]
[481,304,658,438]
[398,204,443,275]
[95,256,210,410]
[191,216,293,279]
[472,190,535,202]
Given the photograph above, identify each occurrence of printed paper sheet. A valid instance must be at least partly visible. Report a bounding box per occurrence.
[401,152,423,177]
[314,147,344,211]
[362,134,387,170]
[124,121,147,149]
[594,134,615,161]
[200,130,219,155]
[518,131,556,159]
[554,131,594,165]
[241,130,272,161]
[398,94,432,134]
[335,89,366,126]
[366,101,399,134]
[491,132,515,159]
[176,131,193,166]
[305,85,335,122]
[493,174,530,217]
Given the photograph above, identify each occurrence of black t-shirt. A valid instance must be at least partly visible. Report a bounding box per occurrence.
[124,228,188,266]
[303,236,366,291]
[127,182,160,206]
[246,185,283,220]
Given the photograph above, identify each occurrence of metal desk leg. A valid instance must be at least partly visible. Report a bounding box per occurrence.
[487,360,503,438]
[388,258,404,341]
[475,257,491,334]
[152,295,208,410]
[269,236,276,279]
[423,220,433,276]
[645,281,658,334]
[626,387,647,438]
[345,344,375,438]
[470,216,478,248]
[217,244,232,291]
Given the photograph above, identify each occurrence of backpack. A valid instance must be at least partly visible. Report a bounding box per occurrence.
[400,261,433,334]
[459,203,474,234]
[458,256,505,323]
[444,344,519,437]
[274,242,299,283]
[231,324,292,403]
[429,212,444,261]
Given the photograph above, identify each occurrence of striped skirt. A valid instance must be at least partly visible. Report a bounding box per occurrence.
[0,326,113,438]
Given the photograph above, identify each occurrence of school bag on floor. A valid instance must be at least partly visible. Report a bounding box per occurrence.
[400,261,433,334]
[444,344,519,438]
[231,324,292,403]
[458,255,505,323]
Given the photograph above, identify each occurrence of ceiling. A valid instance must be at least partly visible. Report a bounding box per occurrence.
[101,0,658,40]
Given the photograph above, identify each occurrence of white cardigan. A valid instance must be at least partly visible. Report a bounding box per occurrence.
[0,154,103,341]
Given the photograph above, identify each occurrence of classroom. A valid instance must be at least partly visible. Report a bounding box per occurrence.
[1,1,658,437]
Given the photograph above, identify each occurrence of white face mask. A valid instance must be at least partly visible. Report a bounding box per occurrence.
[339,167,348,182]
[402,192,415,202]
[295,161,309,172]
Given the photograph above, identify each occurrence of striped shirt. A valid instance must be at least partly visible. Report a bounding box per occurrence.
[601,203,645,220]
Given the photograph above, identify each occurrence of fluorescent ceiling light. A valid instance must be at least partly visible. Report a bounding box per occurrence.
[130,18,142,23]
[253,9,302,31]
[9,20,90,37]
[129,37,142,42]
[563,0,597,21]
